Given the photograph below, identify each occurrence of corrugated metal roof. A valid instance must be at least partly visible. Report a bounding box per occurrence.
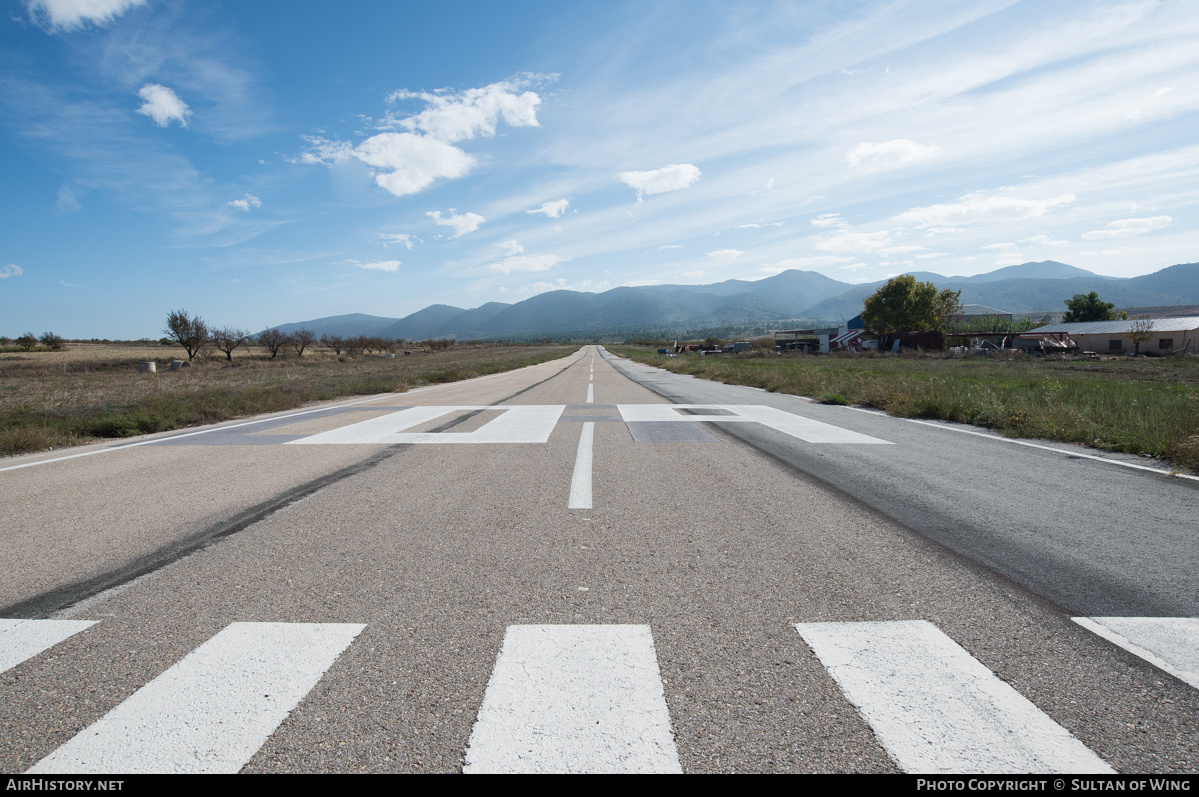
[1027,317,1199,334]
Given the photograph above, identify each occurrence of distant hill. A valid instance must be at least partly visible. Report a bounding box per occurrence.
[264,261,1199,341]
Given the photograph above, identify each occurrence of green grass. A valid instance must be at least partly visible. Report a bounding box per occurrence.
[610,346,1199,474]
[0,344,573,456]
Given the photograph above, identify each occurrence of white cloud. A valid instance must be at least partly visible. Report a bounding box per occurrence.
[497,239,524,256]
[1021,234,1069,247]
[893,191,1076,228]
[299,79,546,198]
[1081,215,1173,240]
[757,255,853,276]
[527,199,570,218]
[0,264,24,279]
[618,163,701,200]
[878,245,925,255]
[846,139,938,172]
[379,233,416,250]
[356,133,475,197]
[816,230,892,253]
[499,278,610,296]
[982,242,1018,251]
[56,185,80,213]
[427,209,484,237]
[27,0,144,31]
[810,214,847,229]
[657,244,682,250]
[915,252,951,259]
[348,259,401,272]
[136,84,191,128]
[837,262,870,271]
[386,79,543,143]
[682,270,705,280]
[488,254,563,274]
[227,193,261,212]
[736,222,783,229]
[707,249,742,259]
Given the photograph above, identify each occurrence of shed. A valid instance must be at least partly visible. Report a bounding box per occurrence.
[1023,317,1199,354]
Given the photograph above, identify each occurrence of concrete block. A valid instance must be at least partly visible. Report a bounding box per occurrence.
[170,360,189,371]
[138,362,156,373]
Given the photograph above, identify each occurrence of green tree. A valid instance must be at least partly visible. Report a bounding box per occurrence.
[861,275,961,333]
[1062,292,1116,323]
[39,331,65,350]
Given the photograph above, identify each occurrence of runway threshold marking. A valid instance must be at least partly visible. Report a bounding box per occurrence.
[286,405,566,445]
[29,622,365,774]
[795,620,1113,774]
[463,625,681,773]
[0,619,98,674]
[1073,617,1199,690]
[568,423,594,509]
[619,405,891,444]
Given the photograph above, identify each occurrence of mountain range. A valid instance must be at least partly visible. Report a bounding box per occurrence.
[269,261,1199,341]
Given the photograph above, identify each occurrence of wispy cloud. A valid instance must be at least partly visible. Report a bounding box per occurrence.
[227,193,261,212]
[846,139,938,172]
[618,163,701,200]
[379,233,417,250]
[707,249,742,259]
[527,199,570,218]
[499,277,609,296]
[816,230,892,253]
[0,264,24,279]
[347,259,401,272]
[488,254,563,274]
[26,0,145,32]
[496,239,524,256]
[1082,215,1172,240]
[136,84,191,128]
[893,191,1076,229]
[427,209,484,238]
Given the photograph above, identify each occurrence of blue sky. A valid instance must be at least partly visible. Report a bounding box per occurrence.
[1,0,1196,338]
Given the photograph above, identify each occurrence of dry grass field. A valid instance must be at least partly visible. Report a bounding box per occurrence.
[0,341,574,457]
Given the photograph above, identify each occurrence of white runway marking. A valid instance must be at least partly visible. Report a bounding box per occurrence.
[1073,617,1199,690]
[29,622,365,774]
[847,408,1199,482]
[463,625,681,773]
[586,384,594,404]
[0,619,98,674]
[618,405,890,444]
[796,620,1113,774]
[568,423,594,509]
[287,405,565,445]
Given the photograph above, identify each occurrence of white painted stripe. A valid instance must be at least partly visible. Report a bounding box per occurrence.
[568,423,594,509]
[1073,617,1199,690]
[289,405,566,445]
[844,407,1199,482]
[464,625,681,773]
[795,621,1113,774]
[29,622,365,774]
[616,404,890,444]
[0,619,98,674]
[586,384,594,404]
[0,393,404,473]
[589,373,593,381]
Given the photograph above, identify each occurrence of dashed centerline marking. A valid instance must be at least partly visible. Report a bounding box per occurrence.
[0,619,98,674]
[463,625,681,774]
[795,620,1113,774]
[568,423,594,509]
[29,622,365,774]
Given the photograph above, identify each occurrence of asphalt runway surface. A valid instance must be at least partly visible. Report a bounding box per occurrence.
[1,346,1196,773]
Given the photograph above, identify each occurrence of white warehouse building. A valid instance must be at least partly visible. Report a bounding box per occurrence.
[1024,317,1199,355]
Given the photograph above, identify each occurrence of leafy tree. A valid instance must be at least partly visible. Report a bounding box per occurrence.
[257,327,289,359]
[39,331,65,350]
[861,275,962,333]
[16,332,38,351]
[211,326,249,361]
[164,310,209,361]
[1062,292,1116,323]
[291,328,316,357]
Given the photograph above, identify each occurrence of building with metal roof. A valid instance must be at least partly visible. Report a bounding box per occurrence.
[1025,317,1199,354]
